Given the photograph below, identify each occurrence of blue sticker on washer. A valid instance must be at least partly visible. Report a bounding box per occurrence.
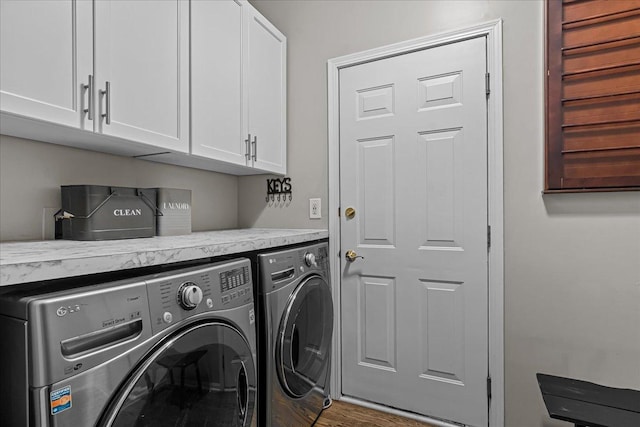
[50,386,72,415]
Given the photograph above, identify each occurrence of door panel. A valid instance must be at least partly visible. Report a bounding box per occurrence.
[359,276,396,370]
[0,0,92,129]
[247,7,286,174]
[358,137,396,247]
[420,280,465,384]
[357,84,394,119]
[419,128,464,249]
[340,36,488,426]
[95,0,189,152]
[191,0,247,165]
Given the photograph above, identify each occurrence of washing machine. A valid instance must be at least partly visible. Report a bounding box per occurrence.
[0,258,257,427]
[257,241,333,426]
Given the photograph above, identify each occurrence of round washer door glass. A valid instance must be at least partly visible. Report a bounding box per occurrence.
[101,322,255,427]
[277,274,333,398]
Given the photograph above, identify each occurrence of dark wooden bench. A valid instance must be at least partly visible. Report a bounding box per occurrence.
[537,373,640,427]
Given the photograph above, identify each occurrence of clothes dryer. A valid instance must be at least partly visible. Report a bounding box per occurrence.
[0,258,257,427]
[257,242,333,426]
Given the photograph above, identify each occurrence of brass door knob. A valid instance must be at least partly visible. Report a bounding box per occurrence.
[345,207,356,219]
[345,250,364,262]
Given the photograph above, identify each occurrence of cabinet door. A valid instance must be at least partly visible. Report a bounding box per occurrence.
[246,5,287,174]
[191,0,248,165]
[94,0,189,153]
[0,0,93,130]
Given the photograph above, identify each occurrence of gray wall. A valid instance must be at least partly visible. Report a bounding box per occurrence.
[244,1,640,426]
[0,134,238,241]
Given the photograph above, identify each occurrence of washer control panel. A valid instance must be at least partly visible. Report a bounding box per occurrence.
[304,252,317,267]
[219,265,251,306]
[147,258,253,334]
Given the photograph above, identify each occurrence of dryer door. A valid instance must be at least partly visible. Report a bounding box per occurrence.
[99,322,256,427]
[277,274,334,398]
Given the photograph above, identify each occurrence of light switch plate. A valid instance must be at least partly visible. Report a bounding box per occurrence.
[309,198,321,219]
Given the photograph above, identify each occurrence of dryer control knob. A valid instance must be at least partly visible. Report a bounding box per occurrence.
[304,252,318,268]
[178,282,203,310]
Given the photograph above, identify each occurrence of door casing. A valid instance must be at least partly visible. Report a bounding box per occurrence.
[327,19,504,426]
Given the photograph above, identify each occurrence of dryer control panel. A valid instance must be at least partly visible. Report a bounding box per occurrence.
[258,242,330,295]
[146,258,253,335]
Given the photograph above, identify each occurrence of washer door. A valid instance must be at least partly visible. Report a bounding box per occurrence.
[277,274,333,398]
[100,322,255,427]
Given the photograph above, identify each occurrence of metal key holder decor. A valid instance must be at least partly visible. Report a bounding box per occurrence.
[266,177,292,205]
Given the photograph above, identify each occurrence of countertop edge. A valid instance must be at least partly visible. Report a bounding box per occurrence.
[0,229,328,286]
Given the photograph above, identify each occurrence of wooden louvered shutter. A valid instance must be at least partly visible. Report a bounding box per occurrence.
[545,0,640,192]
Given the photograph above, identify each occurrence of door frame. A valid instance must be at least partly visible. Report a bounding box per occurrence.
[327,19,504,426]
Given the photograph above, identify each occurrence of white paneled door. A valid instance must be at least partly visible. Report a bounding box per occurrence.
[339,36,489,426]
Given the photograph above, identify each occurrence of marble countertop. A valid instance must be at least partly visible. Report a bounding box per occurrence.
[0,228,328,286]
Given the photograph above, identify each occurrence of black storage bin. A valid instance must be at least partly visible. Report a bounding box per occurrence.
[59,185,159,240]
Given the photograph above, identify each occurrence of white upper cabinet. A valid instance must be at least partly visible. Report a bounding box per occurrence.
[246,4,287,174]
[0,0,284,174]
[0,0,93,130]
[1,0,189,154]
[191,0,287,174]
[94,0,189,153]
[190,0,246,165]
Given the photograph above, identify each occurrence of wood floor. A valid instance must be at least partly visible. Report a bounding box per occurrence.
[314,400,436,427]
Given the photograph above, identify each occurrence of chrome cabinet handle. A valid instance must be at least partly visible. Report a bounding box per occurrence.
[251,135,257,161]
[100,81,111,125]
[245,133,251,160]
[83,75,94,120]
